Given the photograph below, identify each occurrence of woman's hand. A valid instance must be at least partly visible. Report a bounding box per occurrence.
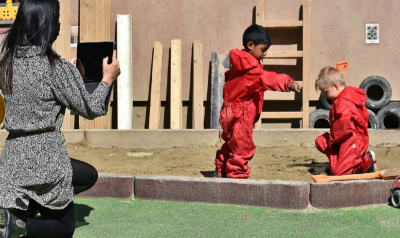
[70,58,77,66]
[102,50,121,87]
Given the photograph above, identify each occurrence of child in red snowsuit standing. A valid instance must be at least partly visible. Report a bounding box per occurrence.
[213,25,301,179]
[315,66,377,175]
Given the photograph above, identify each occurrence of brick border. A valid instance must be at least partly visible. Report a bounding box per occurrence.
[134,176,310,209]
[76,173,135,199]
[310,179,393,209]
[76,173,395,210]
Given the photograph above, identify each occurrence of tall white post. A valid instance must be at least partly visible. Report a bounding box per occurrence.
[117,14,133,129]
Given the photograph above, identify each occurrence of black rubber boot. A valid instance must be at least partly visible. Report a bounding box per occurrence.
[213,170,227,178]
[0,209,27,238]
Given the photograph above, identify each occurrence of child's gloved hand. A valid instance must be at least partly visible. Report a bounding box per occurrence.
[289,81,302,93]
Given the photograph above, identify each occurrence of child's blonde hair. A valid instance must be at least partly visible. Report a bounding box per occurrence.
[315,66,346,91]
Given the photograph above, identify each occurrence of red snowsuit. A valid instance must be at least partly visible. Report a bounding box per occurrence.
[315,86,372,175]
[214,49,294,178]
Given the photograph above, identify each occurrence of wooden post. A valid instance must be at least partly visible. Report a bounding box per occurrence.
[254,0,264,129]
[53,0,71,129]
[170,39,182,129]
[149,42,164,129]
[256,0,264,25]
[302,0,311,128]
[79,0,112,129]
[192,40,204,129]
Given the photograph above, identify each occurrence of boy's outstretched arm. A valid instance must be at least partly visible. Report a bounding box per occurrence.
[259,71,296,92]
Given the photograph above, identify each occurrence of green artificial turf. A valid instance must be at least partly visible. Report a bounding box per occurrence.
[72,198,400,238]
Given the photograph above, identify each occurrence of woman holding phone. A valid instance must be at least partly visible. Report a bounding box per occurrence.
[0,0,120,237]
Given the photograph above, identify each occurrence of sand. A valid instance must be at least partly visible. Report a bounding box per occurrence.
[35,139,400,182]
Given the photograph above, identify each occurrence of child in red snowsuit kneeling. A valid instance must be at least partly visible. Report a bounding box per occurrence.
[213,25,301,179]
[315,67,377,175]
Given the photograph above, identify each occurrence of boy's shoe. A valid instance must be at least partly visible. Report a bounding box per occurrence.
[213,171,227,178]
[367,151,377,173]
[0,209,27,238]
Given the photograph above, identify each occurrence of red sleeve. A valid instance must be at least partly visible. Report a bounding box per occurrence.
[329,100,355,143]
[260,71,294,92]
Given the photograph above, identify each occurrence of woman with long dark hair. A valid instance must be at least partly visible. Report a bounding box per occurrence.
[0,0,120,237]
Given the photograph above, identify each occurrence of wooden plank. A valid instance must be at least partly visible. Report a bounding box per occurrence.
[149,41,164,129]
[93,0,111,129]
[79,0,112,129]
[263,51,303,59]
[261,21,303,28]
[256,0,264,25]
[261,112,303,119]
[192,40,204,129]
[53,0,71,129]
[255,120,262,129]
[302,0,311,128]
[170,39,182,129]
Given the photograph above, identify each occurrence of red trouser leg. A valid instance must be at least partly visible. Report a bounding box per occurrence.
[214,103,256,179]
[315,133,371,175]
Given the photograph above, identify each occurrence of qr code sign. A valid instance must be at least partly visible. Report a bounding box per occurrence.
[366,23,379,44]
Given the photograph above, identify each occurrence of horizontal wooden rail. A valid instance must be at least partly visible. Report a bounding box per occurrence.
[264,51,303,58]
[261,112,303,119]
[261,21,303,28]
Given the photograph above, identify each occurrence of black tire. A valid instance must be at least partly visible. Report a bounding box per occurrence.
[367,109,379,129]
[377,104,400,129]
[309,109,330,129]
[391,189,400,208]
[359,76,392,110]
[319,93,333,110]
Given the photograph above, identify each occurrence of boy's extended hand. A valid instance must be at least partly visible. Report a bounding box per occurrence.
[289,81,302,93]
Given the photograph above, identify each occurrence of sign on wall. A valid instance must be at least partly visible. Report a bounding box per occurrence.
[366,23,379,44]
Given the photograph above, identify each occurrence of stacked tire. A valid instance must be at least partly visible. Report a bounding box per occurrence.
[309,76,398,130]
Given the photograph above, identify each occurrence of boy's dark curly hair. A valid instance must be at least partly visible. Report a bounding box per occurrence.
[242,24,272,48]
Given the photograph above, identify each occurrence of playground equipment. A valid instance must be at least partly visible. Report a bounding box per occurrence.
[390,176,400,208]
[0,0,18,21]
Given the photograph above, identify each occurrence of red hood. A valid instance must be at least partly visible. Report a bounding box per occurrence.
[229,49,260,71]
[338,86,367,106]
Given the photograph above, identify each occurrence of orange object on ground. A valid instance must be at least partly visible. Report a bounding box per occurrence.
[312,169,400,183]
[336,61,348,76]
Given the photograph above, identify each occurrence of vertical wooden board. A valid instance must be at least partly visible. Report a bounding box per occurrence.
[93,0,112,129]
[170,39,182,130]
[79,0,111,129]
[256,0,264,25]
[95,0,111,41]
[149,41,164,129]
[255,120,262,129]
[79,0,96,43]
[54,0,72,129]
[192,40,204,129]
[79,0,96,129]
[302,0,311,128]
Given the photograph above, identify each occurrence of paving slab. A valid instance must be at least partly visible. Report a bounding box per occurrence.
[310,179,393,209]
[76,173,135,198]
[135,175,310,209]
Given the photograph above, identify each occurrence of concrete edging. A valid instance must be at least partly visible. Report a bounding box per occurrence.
[77,173,394,210]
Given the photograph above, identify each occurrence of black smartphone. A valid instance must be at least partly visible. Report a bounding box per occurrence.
[76,42,116,82]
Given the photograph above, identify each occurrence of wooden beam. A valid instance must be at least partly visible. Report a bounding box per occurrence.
[149,41,164,129]
[256,0,264,25]
[302,0,312,128]
[261,21,303,28]
[261,112,303,119]
[263,51,303,59]
[170,39,183,129]
[54,0,71,130]
[192,40,204,129]
[79,0,112,129]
